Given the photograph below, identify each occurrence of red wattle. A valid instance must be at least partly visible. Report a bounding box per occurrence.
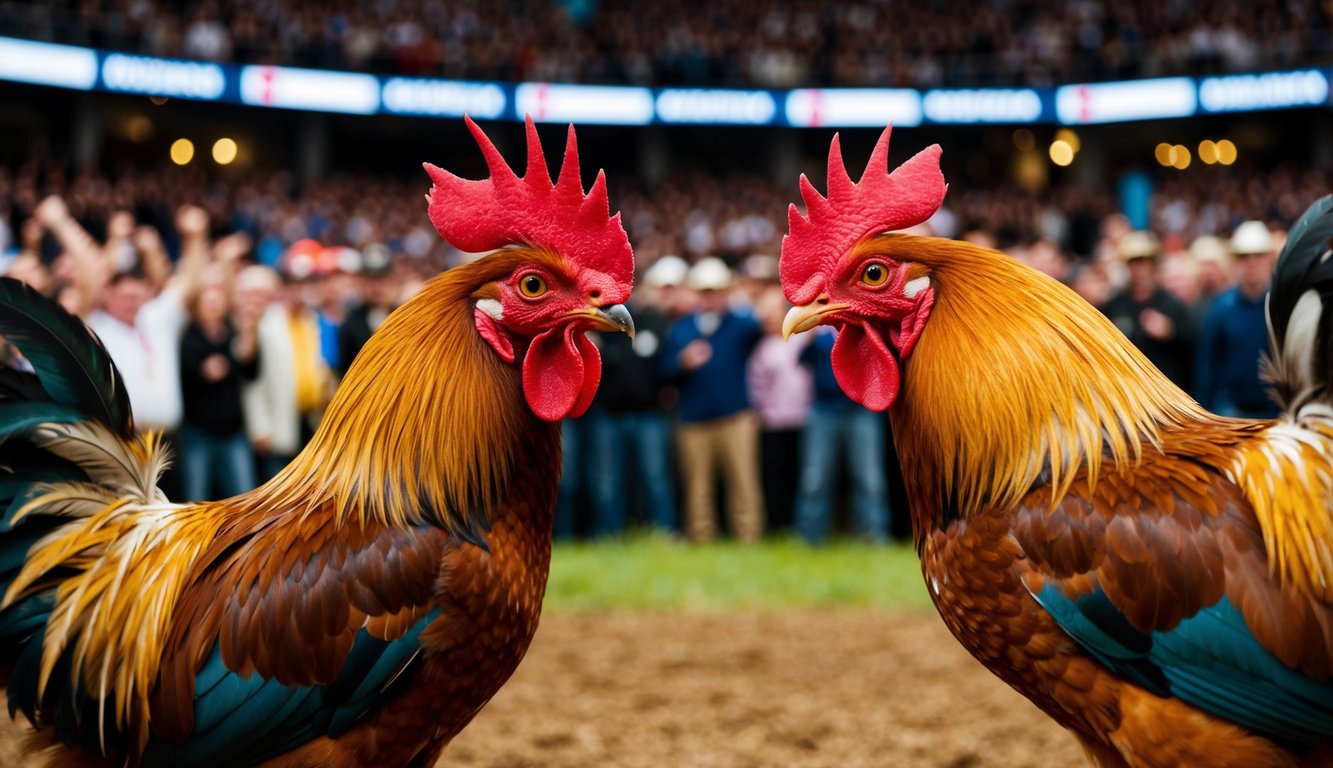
[475,307,516,363]
[830,323,900,411]
[522,324,602,421]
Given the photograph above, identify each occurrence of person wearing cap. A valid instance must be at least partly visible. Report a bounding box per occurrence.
[1186,235,1234,336]
[1194,220,1280,418]
[660,257,764,544]
[337,244,399,377]
[641,253,695,320]
[1098,230,1194,390]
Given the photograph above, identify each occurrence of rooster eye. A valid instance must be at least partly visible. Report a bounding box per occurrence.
[861,263,889,286]
[518,274,548,298]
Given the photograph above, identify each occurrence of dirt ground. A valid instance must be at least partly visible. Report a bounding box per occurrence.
[1,611,1086,767]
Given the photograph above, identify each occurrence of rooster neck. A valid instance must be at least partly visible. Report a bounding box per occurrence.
[258,262,561,537]
[879,241,1209,540]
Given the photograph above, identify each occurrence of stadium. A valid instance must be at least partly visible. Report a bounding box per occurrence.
[0,1,1331,766]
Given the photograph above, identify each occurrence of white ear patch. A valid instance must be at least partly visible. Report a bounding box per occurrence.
[903,276,930,298]
[476,298,504,320]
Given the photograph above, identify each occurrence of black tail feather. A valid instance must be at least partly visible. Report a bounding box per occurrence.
[1265,195,1333,416]
[0,278,132,437]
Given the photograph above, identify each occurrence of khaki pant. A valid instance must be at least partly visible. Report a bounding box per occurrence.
[676,410,764,543]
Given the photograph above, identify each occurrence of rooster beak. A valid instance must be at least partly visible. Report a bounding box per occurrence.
[783,299,846,340]
[570,303,636,339]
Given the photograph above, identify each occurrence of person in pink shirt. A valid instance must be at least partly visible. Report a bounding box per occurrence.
[746,284,812,534]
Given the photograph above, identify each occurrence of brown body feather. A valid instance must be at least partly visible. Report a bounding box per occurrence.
[7,251,564,766]
[869,235,1333,767]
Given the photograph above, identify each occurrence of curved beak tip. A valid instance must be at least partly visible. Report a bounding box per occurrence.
[782,304,822,340]
[603,303,635,339]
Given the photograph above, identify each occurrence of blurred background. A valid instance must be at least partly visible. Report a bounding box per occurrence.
[3,0,1330,545]
[0,3,1330,763]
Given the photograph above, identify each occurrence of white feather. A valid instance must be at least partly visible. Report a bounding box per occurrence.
[1281,290,1323,397]
[903,276,931,299]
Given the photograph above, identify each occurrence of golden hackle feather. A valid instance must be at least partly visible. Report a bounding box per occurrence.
[2,251,540,754]
[252,248,535,532]
[879,233,1333,603]
[873,234,1213,526]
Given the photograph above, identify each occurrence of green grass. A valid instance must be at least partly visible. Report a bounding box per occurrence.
[544,534,934,613]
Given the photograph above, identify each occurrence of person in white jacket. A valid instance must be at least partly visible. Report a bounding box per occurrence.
[233,264,331,480]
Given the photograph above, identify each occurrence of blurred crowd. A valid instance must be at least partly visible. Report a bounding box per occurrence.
[0,156,1327,542]
[4,0,1330,88]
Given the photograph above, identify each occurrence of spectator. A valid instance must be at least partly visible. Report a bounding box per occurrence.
[554,415,589,541]
[10,0,1328,90]
[746,284,812,534]
[337,245,399,376]
[179,274,259,500]
[585,273,679,537]
[1185,235,1234,337]
[29,195,105,316]
[1099,230,1194,391]
[1194,220,1280,418]
[86,205,211,498]
[661,258,763,543]
[793,327,891,545]
[236,263,331,481]
[641,254,694,321]
[183,6,231,62]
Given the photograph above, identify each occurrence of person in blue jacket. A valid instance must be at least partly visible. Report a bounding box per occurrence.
[1194,220,1280,419]
[660,257,764,543]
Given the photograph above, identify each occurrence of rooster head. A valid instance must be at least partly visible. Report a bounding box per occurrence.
[425,115,635,422]
[779,126,947,411]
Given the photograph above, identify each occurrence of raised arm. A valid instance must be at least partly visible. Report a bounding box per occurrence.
[32,195,108,316]
[169,205,212,306]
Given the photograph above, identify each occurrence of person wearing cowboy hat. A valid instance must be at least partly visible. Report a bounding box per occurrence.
[1098,230,1195,390]
[1194,220,1280,419]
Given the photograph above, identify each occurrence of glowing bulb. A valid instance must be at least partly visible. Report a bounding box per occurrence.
[1171,145,1191,170]
[1055,129,1081,154]
[1155,143,1174,166]
[170,138,194,166]
[1049,140,1074,167]
[1198,140,1218,165]
[212,137,238,165]
[1216,139,1238,165]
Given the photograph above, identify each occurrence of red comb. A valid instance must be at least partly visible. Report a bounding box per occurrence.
[424,115,633,288]
[781,126,947,304]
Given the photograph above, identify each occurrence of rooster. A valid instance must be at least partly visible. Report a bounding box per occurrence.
[780,127,1333,766]
[0,115,635,767]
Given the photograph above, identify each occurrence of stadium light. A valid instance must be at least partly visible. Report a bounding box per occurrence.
[212,137,238,165]
[1054,129,1080,154]
[170,138,194,165]
[1198,140,1218,164]
[1154,143,1173,166]
[1216,139,1238,165]
[1171,144,1192,170]
[1049,140,1075,166]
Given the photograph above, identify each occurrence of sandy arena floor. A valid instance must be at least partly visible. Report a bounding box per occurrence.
[1,611,1086,767]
